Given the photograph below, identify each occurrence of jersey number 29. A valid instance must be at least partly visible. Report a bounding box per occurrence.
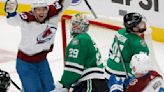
[69,48,79,58]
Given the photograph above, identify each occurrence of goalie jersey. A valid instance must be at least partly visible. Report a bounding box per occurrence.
[60,33,105,88]
[105,28,149,78]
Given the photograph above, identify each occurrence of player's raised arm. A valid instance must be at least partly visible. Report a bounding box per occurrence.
[4,0,22,26]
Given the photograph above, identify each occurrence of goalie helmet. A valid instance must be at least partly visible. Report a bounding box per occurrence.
[0,70,10,90]
[130,53,151,74]
[123,12,142,29]
[70,13,89,36]
[31,0,48,9]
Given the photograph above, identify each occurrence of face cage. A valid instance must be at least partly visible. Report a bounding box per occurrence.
[70,20,89,36]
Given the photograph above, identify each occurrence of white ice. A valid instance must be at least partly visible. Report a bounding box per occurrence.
[0,16,164,92]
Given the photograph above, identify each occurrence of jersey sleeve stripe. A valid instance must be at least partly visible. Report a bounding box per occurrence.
[65,65,84,71]
[64,67,83,75]
[105,66,132,77]
[65,62,84,69]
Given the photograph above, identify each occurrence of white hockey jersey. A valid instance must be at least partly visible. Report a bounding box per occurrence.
[7,0,71,56]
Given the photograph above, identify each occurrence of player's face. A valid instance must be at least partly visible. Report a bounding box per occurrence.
[34,7,48,23]
[133,21,147,34]
[72,21,81,31]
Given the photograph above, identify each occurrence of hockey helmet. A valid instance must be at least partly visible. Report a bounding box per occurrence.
[31,0,48,9]
[130,53,151,74]
[0,70,11,90]
[70,13,89,36]
[123,13,143,29]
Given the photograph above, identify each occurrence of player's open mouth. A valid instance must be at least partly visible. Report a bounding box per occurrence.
[39,15,44,18]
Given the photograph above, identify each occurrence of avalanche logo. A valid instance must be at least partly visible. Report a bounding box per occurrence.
[37,26,55,44]
[71,0,82,6]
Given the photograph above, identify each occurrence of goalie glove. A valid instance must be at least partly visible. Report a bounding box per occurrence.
[4,0,18,18]
[54,82,68,92]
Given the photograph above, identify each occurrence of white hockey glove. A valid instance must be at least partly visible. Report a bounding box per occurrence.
[54,82,68,92]
[4,0,18,18]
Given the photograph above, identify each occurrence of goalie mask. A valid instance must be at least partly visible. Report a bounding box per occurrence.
[0,70,11,90]
[70,13,89,36]
[130,53,151,75]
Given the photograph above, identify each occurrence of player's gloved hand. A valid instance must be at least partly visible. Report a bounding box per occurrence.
[4,0,18,18]
[108,74,123,92]
[123,77,133,89]
[54,82,68,92]
[159,87,164,92]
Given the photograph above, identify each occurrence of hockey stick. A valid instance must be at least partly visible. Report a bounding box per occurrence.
[11,79,21,91]
[84,0,98,19]
[115,35,129,79]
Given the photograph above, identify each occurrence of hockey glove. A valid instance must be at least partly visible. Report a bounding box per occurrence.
[108,74,123,92]
[54,82,68,92]
[4,0,18,18]
[159,87,164,92]
[123,77,133,89]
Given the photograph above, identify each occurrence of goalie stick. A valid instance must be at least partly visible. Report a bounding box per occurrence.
[84,0,98,19]
[115,35,129,79]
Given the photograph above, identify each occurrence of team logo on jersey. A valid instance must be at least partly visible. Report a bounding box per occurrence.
[71,38,79,45]
[140,40,147,47]
[37,26,55,44]
[129,79,138,86]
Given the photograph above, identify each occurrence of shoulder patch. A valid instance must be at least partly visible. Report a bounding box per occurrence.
[71,38,79,45]
[140,40,147,47]
[19,12,36,22]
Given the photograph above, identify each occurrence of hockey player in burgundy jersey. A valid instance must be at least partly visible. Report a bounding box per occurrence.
[4,0,71,91]
[108,53,164,92]
[126,53,164,92]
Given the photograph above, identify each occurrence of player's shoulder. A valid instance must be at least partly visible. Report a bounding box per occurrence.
[118,28,126,33]
[69,33,91,46]
[149,71,161,79]
[19,11,36,22]
[76,33,91,41]
[118,28,137,40]
[127,33,147,47]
